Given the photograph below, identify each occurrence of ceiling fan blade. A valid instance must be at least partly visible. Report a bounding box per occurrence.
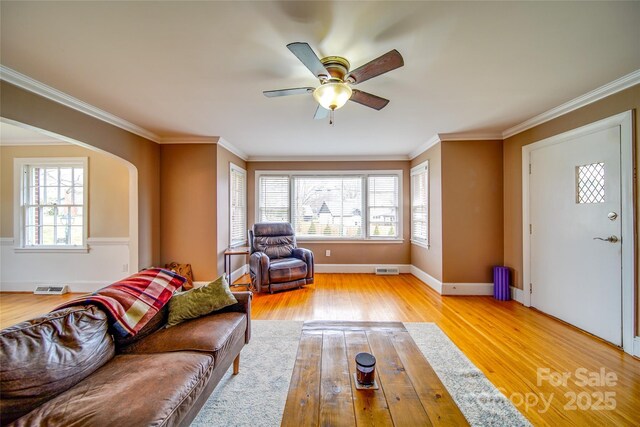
[313,105,329,120]
[345,49,404,85]
[349,90,390,110]
[287,42,329,79]
[263,87,314,98]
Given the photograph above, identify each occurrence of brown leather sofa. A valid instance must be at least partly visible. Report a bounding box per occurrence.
[249,222,314,293]
[0,291,252,427]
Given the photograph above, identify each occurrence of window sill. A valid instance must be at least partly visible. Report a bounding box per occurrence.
[297,239,405,244]
[14,246,89,254]
[229,240,248,247]
[410,239,430,249]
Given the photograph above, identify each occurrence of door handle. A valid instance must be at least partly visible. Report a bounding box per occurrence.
[593,235,619,243]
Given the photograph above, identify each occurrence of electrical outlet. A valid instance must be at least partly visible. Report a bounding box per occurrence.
[122,263,129,272]
[325,250,331,257]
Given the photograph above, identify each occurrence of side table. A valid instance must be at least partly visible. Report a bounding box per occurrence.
[224,246,251,289]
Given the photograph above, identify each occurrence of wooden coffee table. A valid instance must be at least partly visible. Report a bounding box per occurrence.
[282,321,469,427]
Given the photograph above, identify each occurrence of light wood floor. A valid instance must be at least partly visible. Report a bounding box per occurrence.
[2,273,639,426]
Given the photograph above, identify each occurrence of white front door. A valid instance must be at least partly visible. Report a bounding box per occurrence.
[529,125,622,346]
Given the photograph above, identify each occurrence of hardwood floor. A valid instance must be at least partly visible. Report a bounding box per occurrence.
[2,273,639,426]
[0,291,83,329]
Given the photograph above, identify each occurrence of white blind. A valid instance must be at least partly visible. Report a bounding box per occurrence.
[293,176,363,238]
[411,162,429,243]
[258,175,290,222]
[367,175,399,238]
[230,164,247,246]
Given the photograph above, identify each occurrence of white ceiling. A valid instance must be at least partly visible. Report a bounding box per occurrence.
[0,121,68,146]
[1,1,639,159]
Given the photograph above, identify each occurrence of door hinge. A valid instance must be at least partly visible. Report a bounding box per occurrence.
[529,163,531,174]
[529,224,532,234]
[530,283,533,294]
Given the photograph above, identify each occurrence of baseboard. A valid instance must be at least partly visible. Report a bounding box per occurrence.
[409,265,443,294]
[230,264,249,284]
[0,281,109,293]
[315,264,411,274]
[441,283,494,296]
[634,336,640,358]
[510,286,524,303]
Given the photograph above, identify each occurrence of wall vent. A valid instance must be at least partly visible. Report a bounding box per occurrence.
[34,285,69,295]
[375,267,400,275]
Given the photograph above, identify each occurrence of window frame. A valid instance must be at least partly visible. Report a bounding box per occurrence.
[255,170,403,242]
[367,174,401,240]
[14,157,89,253]
[229,162,247,248]
[410,160,429,248]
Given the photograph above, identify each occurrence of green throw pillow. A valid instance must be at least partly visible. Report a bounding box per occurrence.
[166,274,238,328]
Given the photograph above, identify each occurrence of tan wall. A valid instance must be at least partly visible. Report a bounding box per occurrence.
[410,143,443,281]
[216,145,248,277]
[160,144,217,281]
[502,84,639,334]
[442,140,503,283]
[0,145,129,238]
[247,160,411,265]
[1,81,160,268]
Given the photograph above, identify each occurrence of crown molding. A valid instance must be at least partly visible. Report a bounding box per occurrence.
[159,136,249,161]
[438,132,503,141]
[408,70,640,157]
[502,68,640,139]
[159,136,218,144]
[0,65,251,157]
[409,134,441,160]
[248,154,410,162]
[217,137,248,161]
[6,63,637,160]
[0,65,162,143]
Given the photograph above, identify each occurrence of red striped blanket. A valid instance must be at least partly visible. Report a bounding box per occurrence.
[55,268,186,337]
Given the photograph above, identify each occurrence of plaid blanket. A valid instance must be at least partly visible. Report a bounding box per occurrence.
[55,268,186,337]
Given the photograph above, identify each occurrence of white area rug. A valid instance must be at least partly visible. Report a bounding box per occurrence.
[191,320,530,427]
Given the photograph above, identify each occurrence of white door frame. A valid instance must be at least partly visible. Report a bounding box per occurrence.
[522,110,634,354]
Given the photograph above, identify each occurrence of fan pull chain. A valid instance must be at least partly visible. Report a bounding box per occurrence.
[330,109,334,125]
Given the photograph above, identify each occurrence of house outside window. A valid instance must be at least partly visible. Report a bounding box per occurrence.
[256,170,402,241]
[410,161,429,247]
[15,157,88,251]
[229,163,247,247]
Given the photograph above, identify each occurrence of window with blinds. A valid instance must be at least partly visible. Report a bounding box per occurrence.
[368,175,399,238]
[258,175,289,222]
[293,176,363,238]
[229,164,247,247]
[256,171,402,241]
[411,161,429,245]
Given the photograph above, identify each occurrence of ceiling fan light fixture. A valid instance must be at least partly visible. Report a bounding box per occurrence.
[313,80,352,111]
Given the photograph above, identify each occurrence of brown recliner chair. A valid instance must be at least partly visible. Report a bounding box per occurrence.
[249,222,314,293]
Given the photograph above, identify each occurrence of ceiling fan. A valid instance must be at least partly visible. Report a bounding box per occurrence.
[263,42,404,122]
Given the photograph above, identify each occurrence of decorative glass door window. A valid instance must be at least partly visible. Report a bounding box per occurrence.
[576,162,605,204]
